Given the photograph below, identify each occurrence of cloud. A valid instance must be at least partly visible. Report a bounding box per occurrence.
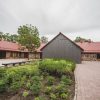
[0,0,100,41]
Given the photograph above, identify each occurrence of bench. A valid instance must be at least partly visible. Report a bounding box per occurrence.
[2,60,31,67]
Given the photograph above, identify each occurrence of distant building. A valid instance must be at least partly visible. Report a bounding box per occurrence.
[0,40,29,59]
[28,43,46,59]
[77,42,100,61]
[40,32,83,63]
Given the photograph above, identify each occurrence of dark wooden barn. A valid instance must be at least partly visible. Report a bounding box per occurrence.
[40,32,83,63]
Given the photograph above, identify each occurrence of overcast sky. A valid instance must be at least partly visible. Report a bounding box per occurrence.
[0,0,100,41]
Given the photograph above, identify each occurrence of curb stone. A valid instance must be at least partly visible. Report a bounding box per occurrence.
[74,69,78,100]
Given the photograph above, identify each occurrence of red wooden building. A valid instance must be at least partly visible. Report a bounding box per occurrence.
[0,40,29,59]
[77,42,100,60]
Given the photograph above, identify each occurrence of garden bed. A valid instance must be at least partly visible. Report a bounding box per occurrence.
[0,59,75,100]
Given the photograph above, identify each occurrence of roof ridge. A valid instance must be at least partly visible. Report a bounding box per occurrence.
[40,32,83,51]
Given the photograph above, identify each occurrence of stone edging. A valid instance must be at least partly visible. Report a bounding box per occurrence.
[74,70,78,100]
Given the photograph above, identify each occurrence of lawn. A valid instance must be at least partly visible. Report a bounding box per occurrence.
[0,59,75,100]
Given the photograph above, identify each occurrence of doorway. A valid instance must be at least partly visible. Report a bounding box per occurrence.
[0,51,6,59]
[97,54,100,60]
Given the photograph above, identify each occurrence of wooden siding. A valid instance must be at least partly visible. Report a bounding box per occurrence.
[42,34,82,63]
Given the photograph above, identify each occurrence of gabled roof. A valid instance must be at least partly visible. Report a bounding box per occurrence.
[36,43,46,52]
[40,32,83,51]
[0,40,28,52]
[77,42,100,53]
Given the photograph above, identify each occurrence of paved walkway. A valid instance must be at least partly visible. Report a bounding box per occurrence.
[75,61,100,100]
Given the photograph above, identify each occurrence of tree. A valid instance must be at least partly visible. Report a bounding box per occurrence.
[4,33,11,41]
[9,34,18,42]
[41,36,48,43]
[17,24,40,51]
[74,36,92,42]
[0,32,3,40]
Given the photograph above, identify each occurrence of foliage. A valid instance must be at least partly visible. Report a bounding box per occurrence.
[0,68,6,78]
[10,81,22,91]
[0,80,6,92]
[30,76,41,95]
[41,36,48,43]
[0,60,75,100]
[50,93,57,100]
[34,96,45,100]
[61,75,72,85]
[0,63,39,92]
[60,93,68,99]
[17,24,40,51]
[46,76,55,85]
[74,36,92,42]
[34,97,40,100]
[55,83,67,94]
[30,84,41,95]
[45,86,52,95]
[22,90,29,97]
[39,59,75,76]
[0,32,18,42]
[26,80,31,89]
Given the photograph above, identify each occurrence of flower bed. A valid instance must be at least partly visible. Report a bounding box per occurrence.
[0,59,75,100]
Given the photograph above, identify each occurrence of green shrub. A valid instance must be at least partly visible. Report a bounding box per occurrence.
[50,93,57,100]
[46,76,55,85]
[0,65,39,92]
[39,59,75,76]
[60,93,68,99]
[0,80,6,92]
[30,84,41,95]
[30,76,41,95]
[34,96,45,100]
[34,97,40,100]
[22,90,29,97]
[31,76,41,83]
[45,86,52,95]
[10,81,22,91]
[61,75,72,85]
[0,68,6,78]
[55,83,67,94]
[26,80,31,89]
[0,61,74,99]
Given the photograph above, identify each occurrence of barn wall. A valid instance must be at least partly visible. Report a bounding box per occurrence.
[42,34,82,63]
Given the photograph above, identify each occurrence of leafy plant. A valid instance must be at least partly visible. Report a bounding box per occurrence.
[50,93,57,100]
[0,68,6,78]
[61,75,72,85]
[60,93,68,99]
[45,86,52,95]
[0,60,74,100]
[47,76,55,85]
[34,97,40,100]
[34,96,45,100]
[39,59,75,76]
[0,80,6,92]
[10,81,21,91]
[26,80,31,89]
[31,76,41,83]
[30,76,41,95]
[30,84,41,95]
[22,90,29,97]
[55,83,67,94]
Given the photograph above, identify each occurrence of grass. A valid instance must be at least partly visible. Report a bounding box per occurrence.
[39,59,75,77]
[0,59,75,100]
